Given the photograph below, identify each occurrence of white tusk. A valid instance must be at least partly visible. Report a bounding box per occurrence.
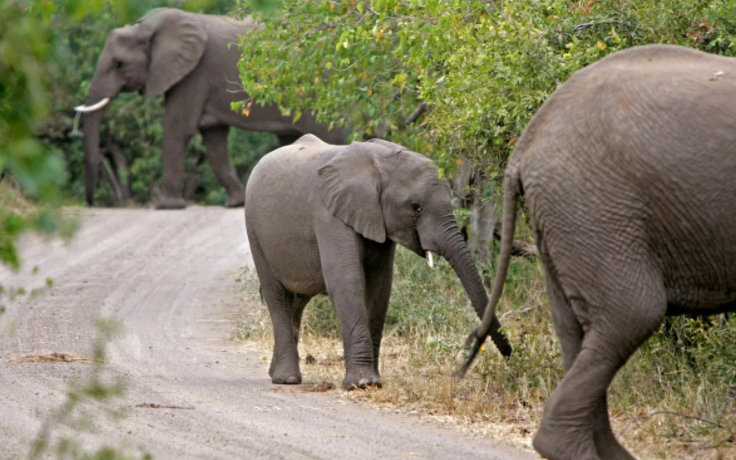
[74,97,111,113]
[426,251,434,268]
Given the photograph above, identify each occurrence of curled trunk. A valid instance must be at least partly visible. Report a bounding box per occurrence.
[437,226,512,358]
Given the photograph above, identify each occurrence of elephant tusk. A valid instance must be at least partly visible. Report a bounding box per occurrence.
[74,97,111,113]
[426,251,434,268]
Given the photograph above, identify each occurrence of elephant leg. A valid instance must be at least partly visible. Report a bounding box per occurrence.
[533,262,665,460]
[157,128,192,209]
[201,125,245,208]
[157,87,205,210]
[247,229,302,384]
[363,241,396,385]
[545,269,582,373]
[263,285,303,384]
[291,294,312,347]
[543,270,635,460]
[316,230,377,390]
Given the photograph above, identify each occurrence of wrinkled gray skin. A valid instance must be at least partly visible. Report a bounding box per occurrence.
[469,44,736,460]
[246,135,512,389]
[81,8,345,209]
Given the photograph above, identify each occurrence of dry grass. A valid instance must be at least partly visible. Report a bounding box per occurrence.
[9,352,103,364]
[0,178,37,216]
[235,246,736,460]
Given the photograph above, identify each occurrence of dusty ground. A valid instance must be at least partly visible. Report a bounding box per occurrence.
[0,208,536,460]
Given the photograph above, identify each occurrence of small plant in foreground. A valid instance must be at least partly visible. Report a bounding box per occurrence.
[30,318,152,460]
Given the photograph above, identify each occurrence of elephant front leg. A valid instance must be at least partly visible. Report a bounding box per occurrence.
[332,288,380,390]
[201,125,245,207]
[318,231,380,390]
[156,89,205,209]
[157,131,191,209]
[363,241,396,385]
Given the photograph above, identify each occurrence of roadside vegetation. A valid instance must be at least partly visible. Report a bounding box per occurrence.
[231,2,736,458]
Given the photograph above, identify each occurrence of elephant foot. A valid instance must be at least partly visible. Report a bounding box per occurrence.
[225,195,245,208]
[154,197,187,210]
[533,423,600,460]
[271,374,302,385]
[342,370,382,391]
[269,357,301,385]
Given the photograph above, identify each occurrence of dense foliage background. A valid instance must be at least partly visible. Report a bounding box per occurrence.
[236,0,736,174]
[234,0,736,265]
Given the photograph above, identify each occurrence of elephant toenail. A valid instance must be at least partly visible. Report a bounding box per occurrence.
[286,376,300,384]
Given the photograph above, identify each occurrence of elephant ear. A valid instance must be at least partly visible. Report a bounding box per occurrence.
[318,143,388,243]
[142,8,207,99]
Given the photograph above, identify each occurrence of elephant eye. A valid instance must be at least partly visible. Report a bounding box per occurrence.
[411,203,422,214]
[114,60,124,69]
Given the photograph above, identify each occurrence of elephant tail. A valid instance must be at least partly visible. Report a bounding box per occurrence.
[455,162,521,378]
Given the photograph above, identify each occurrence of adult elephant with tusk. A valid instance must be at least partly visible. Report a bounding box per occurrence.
[78,8,346,209]
[245,135,512,389]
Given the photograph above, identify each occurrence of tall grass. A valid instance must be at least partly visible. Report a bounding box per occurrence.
[236,243,736,459]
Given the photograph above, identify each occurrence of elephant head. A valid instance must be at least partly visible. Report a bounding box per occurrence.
[319,139,512,356]
[76,8,207,205]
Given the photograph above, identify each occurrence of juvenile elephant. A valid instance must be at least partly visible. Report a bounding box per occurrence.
[462,44,736,460]
[77,8,345,209]
[246,135,512,389]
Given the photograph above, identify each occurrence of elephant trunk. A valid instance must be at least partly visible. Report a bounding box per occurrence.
[81,102,108,206]
[434,221,513,358]
[79,63,118,205]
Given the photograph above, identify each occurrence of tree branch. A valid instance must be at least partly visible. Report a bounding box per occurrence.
[493,226,538,258]
[404,103,428,125]
[101,157,124,207]
[618,410,725,437]
[573,19,620,32]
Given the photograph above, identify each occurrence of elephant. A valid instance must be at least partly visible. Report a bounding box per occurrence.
[459,44,736,460]
[245,135,512,389]
[76,8,346,209]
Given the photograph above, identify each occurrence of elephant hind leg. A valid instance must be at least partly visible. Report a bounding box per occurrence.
[247,229,303,385]
[261,282,305,385]
[201,125,245,208]
[533,262,665,460]
[292,294,312,348]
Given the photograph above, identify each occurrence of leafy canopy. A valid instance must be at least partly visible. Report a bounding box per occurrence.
[236,0,736,178]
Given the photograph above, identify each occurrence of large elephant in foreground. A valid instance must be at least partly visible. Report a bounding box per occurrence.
[77,8,346,209]
[246,135,512,389]
[461,44,736,460]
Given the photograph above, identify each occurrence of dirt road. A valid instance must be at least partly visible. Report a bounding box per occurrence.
[0,208,535,459]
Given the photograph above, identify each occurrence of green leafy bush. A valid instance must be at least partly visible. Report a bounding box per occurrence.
[236,0,736,175]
